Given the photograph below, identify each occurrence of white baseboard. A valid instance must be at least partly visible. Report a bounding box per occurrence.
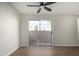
[53,45,79,46]
[6,46,19,56]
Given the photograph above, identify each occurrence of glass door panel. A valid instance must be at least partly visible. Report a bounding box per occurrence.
[29,21,40,47]
[29,20,52,47]
[40,20,52,47]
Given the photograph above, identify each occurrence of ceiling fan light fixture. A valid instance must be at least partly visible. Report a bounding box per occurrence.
[27,2,56,13]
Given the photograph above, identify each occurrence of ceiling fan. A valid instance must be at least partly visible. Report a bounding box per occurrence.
[27,2,56,13]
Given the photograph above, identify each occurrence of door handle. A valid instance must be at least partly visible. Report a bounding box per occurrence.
[51,32,52,34]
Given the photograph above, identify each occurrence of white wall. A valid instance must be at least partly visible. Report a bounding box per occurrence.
[20,14,79,47]
[0,3,20,56]
[53,15,79,46]
[77,18,79,40]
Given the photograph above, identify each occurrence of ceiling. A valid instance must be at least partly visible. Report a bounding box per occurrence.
[11,2,79,15]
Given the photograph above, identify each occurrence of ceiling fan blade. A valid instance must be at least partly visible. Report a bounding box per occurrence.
[44,7,52,11]
[37,8,41,13]
[45,2,56,5]
[27,5,40,7]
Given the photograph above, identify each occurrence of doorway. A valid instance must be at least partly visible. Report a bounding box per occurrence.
[28,19,52,47]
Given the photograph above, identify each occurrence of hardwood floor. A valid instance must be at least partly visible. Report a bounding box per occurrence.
[10,46,79,56]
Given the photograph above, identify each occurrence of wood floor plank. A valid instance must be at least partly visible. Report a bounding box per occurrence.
[10,46,79,56]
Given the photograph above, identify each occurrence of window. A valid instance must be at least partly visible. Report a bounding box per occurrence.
[29,21,39,31]
[29,20,51,31]
[40,20,51,31]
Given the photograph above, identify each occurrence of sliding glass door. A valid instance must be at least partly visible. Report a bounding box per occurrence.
[28,20,52,47]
